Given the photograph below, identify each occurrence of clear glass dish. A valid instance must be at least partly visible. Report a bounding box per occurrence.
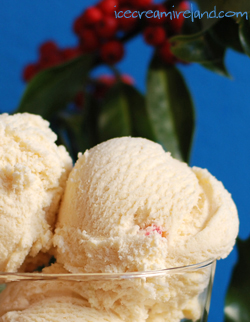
[0,259,216,322]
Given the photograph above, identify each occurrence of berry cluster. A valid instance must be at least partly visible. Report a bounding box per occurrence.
[143,1,190,64]
[94,74,134,99]
[23,0,189,82]
[23,41,81,82]
[74,74,134,109]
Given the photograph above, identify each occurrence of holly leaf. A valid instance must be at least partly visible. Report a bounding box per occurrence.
[239,14,250,56]
[188,2,219,30]
[194,0,250,14]
[170,30,230,77]
[181,11,203,35]
[210,18,244,53]
[224,237,250,322]
[187,2,249,32]
[98,83,155,143]
[121,84,156,141]
[51,90,103,161]
[54,112,91,162]
[146,61,195,162]
[98,83,132,142]
[16,55,94,119]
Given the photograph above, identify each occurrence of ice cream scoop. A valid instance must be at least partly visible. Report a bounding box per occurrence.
[0,136,238,322]
[0,261,215,322]
[54,137,239,274]
[0,113,72,272]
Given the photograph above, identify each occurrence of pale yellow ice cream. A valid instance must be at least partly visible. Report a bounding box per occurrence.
[0,300,123,322]
[0,113,72,272]
[0,266,123,322]
[54,137,238,274]
[0,136,238,322]
[0,262,213,322]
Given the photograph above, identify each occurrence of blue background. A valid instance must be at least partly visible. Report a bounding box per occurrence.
[0,1,249,321]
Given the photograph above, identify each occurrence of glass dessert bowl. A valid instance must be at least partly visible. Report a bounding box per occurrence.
[0,259,216,322]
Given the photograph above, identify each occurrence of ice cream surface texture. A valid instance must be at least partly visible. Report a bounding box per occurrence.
[0,300,123,322]
[0,264,124,322]
[54,137,239,274]
[0,113,72,272]
[0,262,214,322]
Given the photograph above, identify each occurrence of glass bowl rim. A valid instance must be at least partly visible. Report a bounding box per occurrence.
[0,259,216,282]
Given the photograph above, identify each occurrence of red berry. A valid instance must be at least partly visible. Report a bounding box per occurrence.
[79,29,100,52]
[61,47,81,61]
[171,16,184,34]
[143,26,166,46]
[149,5,168,25]
[121,74,134,85]
[97,75,116,86]
[179,1,190,11]
[98,0,118,15]
[118,7,137,32]
[73,15,85,35]
[95,75,115,98]
[171,1,190,33]
[100,41,125,65]
[94,74,134,98]
[39,41,58,59]
[118,0,130,5]
[23,63,39,82]
[39,52,62,69]
[98,74,134,85]
[83,7,103,26]
[133,0,152,9]
[95,16,118,39]
[38,41,62,69]
[158,41,176,65]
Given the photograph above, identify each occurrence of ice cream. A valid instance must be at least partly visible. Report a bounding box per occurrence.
[0,113,72,272]
[0,136,239,321]
[0,265,123,322]
[0,262,214,322]
[54,137,239,273]
[0,300,123,322]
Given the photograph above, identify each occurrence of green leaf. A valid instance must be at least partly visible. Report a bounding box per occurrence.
[224,237,250,322]
[51,90,103,161]
[170,30,230,77]
[98,83,132,142]
[83,94,102,149]
[239,14,250,56]
[121,84,156,141]
[210,18,244,53]
[192,2,250,30]
[55,112,90,162]
[194,0,250,13]
[181,12,203,35]
[146,62,195,163]
[16,55,94,119]
[189,2,219,30]
[98,83,156,144]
